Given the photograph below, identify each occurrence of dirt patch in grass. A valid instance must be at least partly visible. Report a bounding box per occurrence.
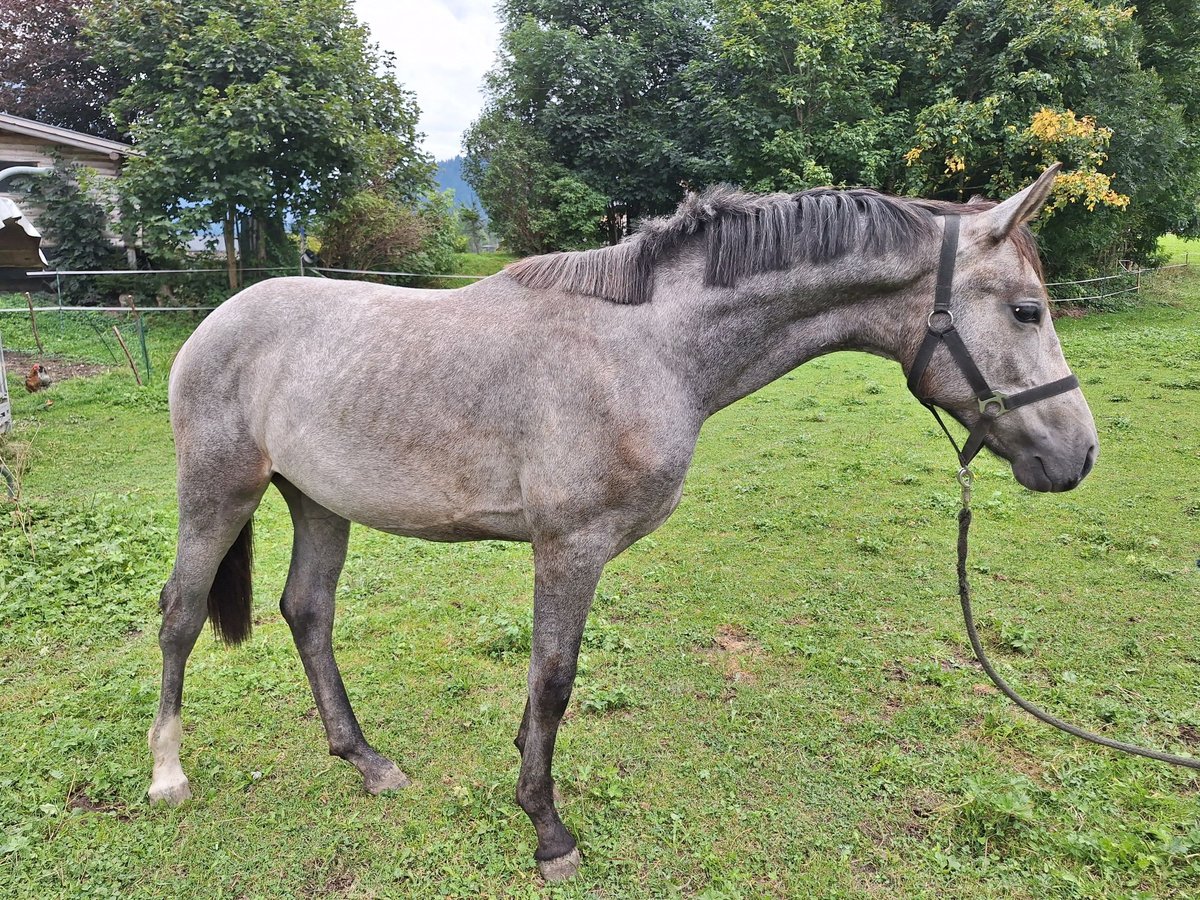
[3,350,111,382]
[707,624,763,688]
[66,786,133,822]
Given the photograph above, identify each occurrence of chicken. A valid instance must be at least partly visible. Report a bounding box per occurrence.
[25,363,51,393]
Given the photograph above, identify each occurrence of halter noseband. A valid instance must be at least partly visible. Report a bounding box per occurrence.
[906,214,1081,468]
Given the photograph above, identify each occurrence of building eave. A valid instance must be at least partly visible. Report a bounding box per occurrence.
[0,112,140,159]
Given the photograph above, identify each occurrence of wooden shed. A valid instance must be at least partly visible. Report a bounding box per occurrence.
[0,112,131,182]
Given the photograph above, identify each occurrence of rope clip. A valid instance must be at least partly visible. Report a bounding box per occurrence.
[957,466,974,509]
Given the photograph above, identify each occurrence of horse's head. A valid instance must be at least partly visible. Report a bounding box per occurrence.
[906,165,1098,492]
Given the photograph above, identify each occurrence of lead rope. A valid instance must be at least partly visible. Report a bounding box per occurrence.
[955,465,1200,770]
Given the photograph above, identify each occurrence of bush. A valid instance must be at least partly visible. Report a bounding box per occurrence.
[315,189,460,284]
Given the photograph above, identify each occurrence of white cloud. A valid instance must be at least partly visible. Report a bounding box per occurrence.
[354,0,501,162]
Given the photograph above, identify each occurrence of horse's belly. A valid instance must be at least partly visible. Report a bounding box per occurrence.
[270,444,531,542]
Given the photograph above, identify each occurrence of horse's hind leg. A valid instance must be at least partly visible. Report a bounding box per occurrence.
[275,477,409,794]
[149,457,268,804]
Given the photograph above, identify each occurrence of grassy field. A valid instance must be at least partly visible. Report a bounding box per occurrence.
[425,251,520,289]
[1,268,1198,898]
[1159,235,1200,265]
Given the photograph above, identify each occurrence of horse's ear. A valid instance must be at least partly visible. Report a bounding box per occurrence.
[981,163,1061,241]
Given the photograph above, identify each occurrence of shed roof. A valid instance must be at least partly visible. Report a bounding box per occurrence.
[0,196,48,267]
[0,113,136,159]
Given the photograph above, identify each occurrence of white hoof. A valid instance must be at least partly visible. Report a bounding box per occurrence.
[538,847,582,882]
[365,764,411,795]
[148,776,192,806]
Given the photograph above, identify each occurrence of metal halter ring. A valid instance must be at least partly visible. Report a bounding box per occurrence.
[978,392,1008,418]
[927,309,955,332]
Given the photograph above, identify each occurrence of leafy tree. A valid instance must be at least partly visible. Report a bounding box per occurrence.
[701,0,902,191]
[880,0,1198,274]
[470,0,1198,276]
[86,0,434,289]
[17,154,122,303]
[466,0,714,248]
[0,0,124,139]
[701,0,1199,278]
[459,205,486,254]
[464,118,607,254]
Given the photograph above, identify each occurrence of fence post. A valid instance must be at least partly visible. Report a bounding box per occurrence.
[136,315,152,382]
[0,328,11,436]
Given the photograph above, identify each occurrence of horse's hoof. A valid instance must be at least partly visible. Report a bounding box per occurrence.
[147,777,192,806]
[538,847,582,882]
[365,764,411,795]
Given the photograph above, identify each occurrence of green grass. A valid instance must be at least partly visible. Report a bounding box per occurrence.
[1,271,1199,898]
[1158,234,1200,265]
[425,251,519,289]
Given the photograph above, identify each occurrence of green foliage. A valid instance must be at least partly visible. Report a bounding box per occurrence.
[473,0,1200,277]
[464,116,608,254]
[85,0,433,272]
[16,156,122,304]
[315,189,459,282]
[457,206,486,255]
[704,0,901,191]
[465,0,712,250]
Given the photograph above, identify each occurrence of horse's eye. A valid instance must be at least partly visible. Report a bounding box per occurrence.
[1012,304,1041,324]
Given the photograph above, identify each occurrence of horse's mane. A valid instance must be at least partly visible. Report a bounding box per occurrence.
[505,185,1042,305]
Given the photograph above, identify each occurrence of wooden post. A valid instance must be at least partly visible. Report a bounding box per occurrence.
[126,298,153,382]
[112,325,142,386]
[24,292,43,355]
[224,206,239,292]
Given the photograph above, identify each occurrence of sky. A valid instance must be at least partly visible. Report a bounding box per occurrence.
[354,1,502,162]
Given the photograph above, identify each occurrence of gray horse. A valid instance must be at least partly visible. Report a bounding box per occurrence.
[148,165,1096,881]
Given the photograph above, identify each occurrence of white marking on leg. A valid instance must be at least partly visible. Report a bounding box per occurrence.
[147,716,192,804]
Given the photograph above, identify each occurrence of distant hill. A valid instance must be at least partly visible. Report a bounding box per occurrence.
[435,156,482,216]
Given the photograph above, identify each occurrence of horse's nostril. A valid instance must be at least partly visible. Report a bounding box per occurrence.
[1081,445,1097,479]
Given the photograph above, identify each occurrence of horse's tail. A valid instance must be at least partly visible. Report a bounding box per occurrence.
[208,520,254,645]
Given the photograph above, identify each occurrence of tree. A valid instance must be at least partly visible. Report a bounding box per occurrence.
[464,117,607,255]
[459,205,486,255]
[316,189,458,282]
[699,0,1199,278]
[17,154,122,303]
[0,0,124,139]
[700,0,903,191]
[879,0,1198,274]
[86,0,434,289]
[465,0,715,248]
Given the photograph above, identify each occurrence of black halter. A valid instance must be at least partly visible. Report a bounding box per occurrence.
[906,215,1081,468]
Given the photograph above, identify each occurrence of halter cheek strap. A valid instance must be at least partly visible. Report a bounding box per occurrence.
[906,214,1081,467]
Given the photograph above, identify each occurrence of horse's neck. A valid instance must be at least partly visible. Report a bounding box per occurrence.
[674,275,927,415]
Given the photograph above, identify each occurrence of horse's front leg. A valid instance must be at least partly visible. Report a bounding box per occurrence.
[516,535,607,882]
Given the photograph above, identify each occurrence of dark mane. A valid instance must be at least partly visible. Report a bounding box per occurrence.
[505,185,1042,305]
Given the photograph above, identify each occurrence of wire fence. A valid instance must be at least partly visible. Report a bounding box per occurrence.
[7,254,1190,309]
[0,255,1193,409]
[1046,260,1190,304]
